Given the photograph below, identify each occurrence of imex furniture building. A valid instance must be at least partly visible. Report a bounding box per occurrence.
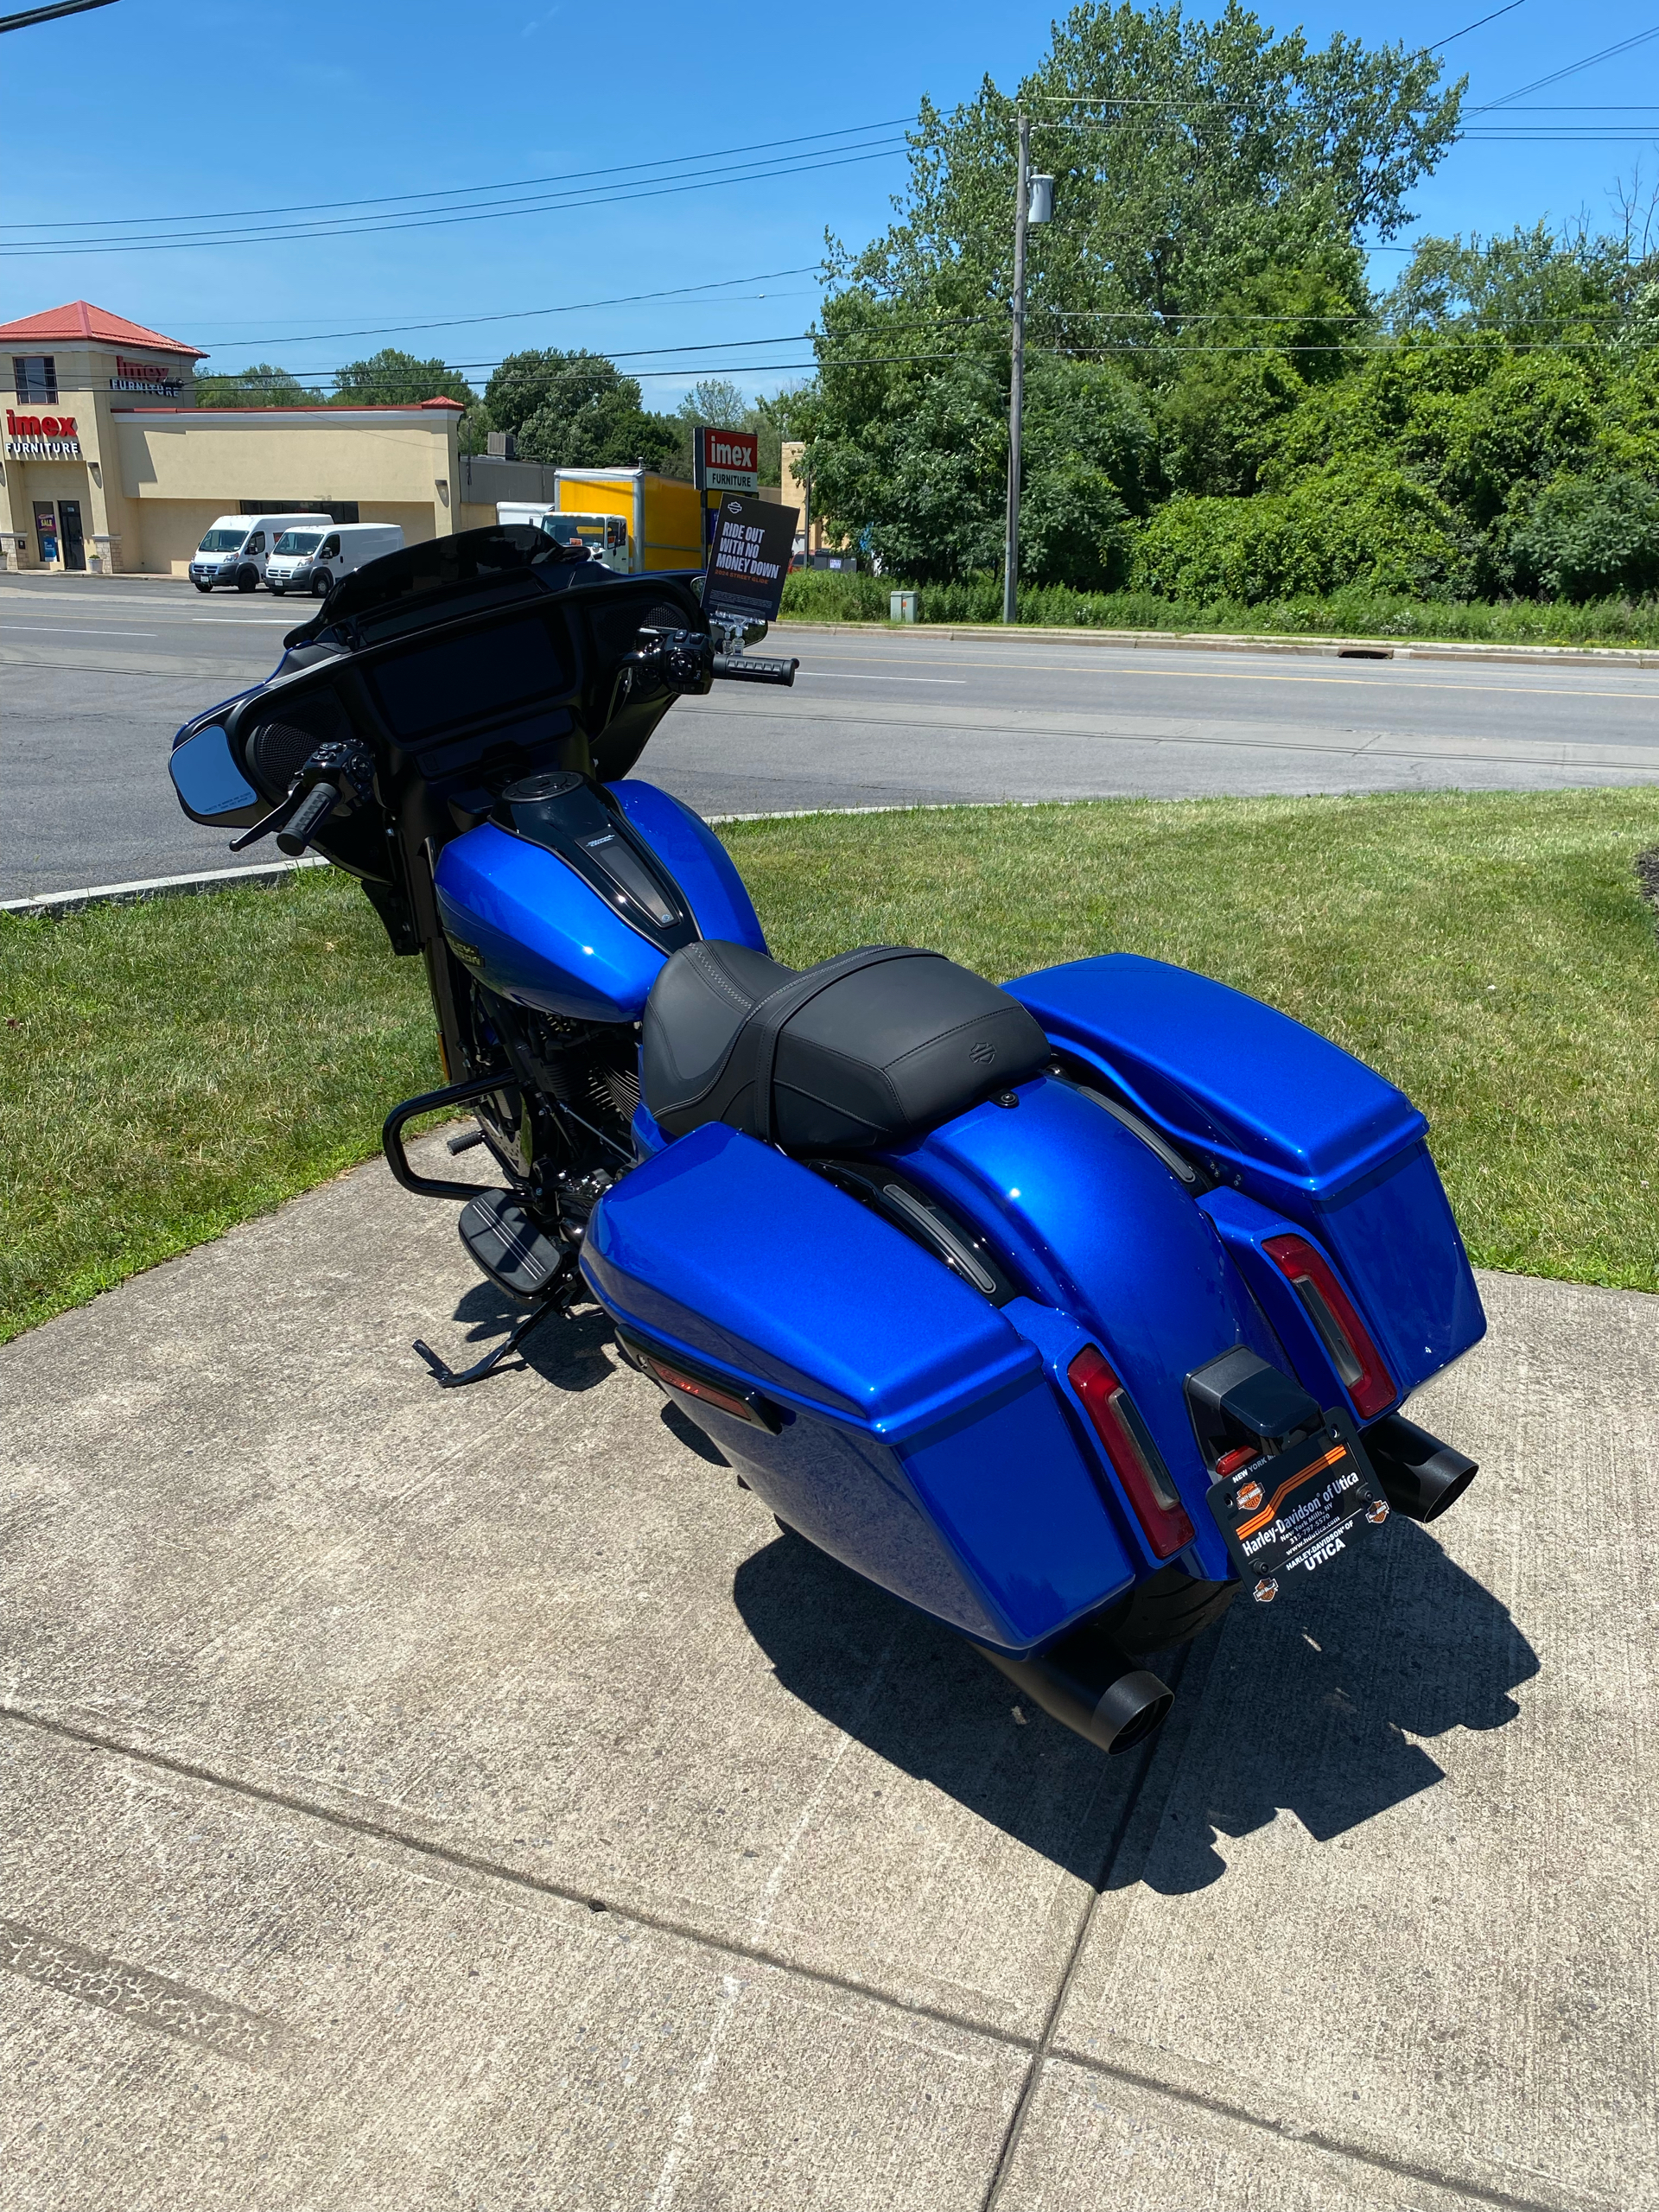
[0,300,519,575]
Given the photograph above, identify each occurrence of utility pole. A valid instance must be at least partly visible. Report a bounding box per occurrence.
[1003,111,1030,626]
[1003,120,1052,625]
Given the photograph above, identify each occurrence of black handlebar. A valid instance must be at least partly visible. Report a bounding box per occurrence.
[712,654,798,687]
[276,780,340,855]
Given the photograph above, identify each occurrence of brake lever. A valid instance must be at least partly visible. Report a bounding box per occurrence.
[228,738,375,855]
[227,792,302,853]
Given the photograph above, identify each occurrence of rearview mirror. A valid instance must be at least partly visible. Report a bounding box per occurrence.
[168,724,263,824]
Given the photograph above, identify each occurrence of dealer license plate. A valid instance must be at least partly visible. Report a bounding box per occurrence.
[1206,1414,1386,1599]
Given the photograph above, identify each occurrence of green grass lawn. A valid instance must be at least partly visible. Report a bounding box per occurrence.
[3,787,1656,1343]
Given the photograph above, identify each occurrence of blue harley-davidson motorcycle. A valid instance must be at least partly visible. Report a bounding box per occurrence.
[169,525,1485,1755]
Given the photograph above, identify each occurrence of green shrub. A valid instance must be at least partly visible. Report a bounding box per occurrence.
[1509,473,1659,601]
[775,563,1659,645]
[1128,467,1472,603]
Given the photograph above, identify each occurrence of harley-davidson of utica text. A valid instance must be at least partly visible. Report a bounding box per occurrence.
[169,525,1485,1755]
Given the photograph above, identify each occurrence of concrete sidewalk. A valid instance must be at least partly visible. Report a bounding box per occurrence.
[2,1143,1655,2211]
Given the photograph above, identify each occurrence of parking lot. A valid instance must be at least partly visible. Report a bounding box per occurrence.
[3,1131,1654,2209]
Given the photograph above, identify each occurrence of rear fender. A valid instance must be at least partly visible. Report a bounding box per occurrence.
[887,1076,1281,1582]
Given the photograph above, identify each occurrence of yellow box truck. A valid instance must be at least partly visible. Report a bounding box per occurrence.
[554,467,702,573]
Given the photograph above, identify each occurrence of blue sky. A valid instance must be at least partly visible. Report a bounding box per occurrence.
[3,0,1655,406]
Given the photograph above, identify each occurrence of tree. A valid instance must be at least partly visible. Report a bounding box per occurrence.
[803,0,1462,582]
[330,348,476,408]
[194,363,325,408]
[484,348,683,472]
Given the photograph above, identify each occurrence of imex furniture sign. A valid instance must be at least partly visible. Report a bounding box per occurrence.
[5,408,80,459]
[693,427,759,493]
[111,355,183,397]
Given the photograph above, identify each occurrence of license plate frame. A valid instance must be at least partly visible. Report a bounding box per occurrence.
[1206,1412,1382,1592]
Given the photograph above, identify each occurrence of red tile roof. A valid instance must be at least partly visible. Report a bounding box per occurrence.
[0,300,206,358]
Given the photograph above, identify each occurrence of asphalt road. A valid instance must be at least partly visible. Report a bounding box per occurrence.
[5,574,1658,898]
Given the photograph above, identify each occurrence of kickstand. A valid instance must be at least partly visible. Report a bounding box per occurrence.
[414,1299,556,1388]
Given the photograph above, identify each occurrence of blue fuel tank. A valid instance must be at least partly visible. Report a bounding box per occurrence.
[433,775,765,1024]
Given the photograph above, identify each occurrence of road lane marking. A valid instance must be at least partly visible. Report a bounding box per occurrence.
[797,670,967,685]
[3,623,158,639]
[781,649,1659,703]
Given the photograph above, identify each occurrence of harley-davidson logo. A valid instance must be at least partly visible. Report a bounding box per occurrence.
[1236,1478,1264,1511]
[969,1041,996,1066]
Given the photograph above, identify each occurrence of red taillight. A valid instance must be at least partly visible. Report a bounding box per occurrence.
[1262,1234,1395,1419]
[1067,1344,1195,1560]
[1216,1444,1259,1478]
[645,1354,772,1429]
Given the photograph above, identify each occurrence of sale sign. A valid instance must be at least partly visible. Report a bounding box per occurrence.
[694,426,759,493]
[702,494,799,623]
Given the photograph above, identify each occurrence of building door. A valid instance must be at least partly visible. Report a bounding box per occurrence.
[57,499,85,570]
[33,503,58,563]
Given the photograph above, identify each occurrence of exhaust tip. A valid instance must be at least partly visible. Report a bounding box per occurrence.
[976,1630,1174,1756]
[1092,1669,1175,1754]
[1363,1413,1478,1523]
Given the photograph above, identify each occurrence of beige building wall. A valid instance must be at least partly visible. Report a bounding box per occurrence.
[2,329,461,574]
[114,407,461,573]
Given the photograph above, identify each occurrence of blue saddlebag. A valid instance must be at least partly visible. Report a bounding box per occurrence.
[1007,955,1484,1401]
[581,1122,1139,1651]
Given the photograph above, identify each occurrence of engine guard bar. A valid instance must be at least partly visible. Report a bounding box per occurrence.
[382,1071,525,1201]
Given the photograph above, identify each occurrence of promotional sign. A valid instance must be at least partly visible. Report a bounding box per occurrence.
[34,504,59,563]
[693,426,759,494]
[702,495,799,624]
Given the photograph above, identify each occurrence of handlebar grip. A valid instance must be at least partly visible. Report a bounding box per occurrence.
[276,780,339,855]
[711,654,798,687]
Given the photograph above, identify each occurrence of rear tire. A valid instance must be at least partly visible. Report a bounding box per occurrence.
[1111,1565,1236,1655]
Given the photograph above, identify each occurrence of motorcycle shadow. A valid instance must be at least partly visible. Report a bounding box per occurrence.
[733,1526,1192,1884]
[732,1516,1537,1895]
[1126,1515,1540,1894]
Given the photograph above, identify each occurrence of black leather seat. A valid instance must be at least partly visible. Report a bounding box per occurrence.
[641,940,1052,1153]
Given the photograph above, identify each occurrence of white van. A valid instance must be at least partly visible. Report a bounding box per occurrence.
[188,513,332,594]
[264,522,404,597]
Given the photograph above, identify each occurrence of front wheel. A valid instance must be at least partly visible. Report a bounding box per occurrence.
[309,569,333,598]
[193,581,213,594]
[269,582,284,596]
[236,567,257,593]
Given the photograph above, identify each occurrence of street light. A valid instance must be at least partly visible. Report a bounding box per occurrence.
[1003,116,1053,625]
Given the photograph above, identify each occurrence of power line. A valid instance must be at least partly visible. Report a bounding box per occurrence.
[1473,22,1659,111]
[0,0,117,29]
[0,117,918,234]
[0,140,909,257]
[1429,0,1525,48]
[188,269,825,352]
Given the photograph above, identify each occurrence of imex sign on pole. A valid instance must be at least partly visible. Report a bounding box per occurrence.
[693,427,759,493]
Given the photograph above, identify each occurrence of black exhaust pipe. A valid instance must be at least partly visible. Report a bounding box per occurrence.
[1363,1413,1478,1523]
[976,1620,1173,1754]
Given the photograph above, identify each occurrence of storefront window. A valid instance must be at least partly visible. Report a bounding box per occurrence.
[13,355,58,404]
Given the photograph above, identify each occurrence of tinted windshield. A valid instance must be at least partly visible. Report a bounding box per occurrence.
[275,531,324,554]
[198,529,246,552]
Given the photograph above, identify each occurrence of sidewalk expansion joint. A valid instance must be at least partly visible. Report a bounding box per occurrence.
[981,1640,1198,2212]
[2,1695,1605,2212]
[0,1700,1037,2058]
